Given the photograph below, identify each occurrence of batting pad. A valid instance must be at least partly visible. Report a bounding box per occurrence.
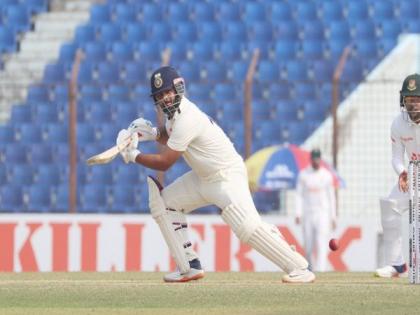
[147,177,189,274]
[222,204,308,273]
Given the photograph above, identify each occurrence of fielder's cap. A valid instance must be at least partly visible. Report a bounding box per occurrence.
[401,73,420,98]
[310,149,321,159]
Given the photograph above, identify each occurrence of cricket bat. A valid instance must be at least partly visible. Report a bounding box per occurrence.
[86,136,132,166]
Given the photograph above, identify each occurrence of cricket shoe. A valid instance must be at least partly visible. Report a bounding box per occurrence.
[374,264,407,278]
[163,259,205,283]
[282,269,316,283]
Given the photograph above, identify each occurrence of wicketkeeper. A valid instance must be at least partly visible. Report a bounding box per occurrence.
[376,73,420,277]
[116,66,315,283]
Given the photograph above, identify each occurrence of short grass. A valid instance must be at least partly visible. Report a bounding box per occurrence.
[0,272,418,315]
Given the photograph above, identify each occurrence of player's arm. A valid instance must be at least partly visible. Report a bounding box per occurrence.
[134,146,182,171]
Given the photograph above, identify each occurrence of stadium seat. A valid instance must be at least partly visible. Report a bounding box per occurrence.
[346,1,369,21]
[230,60,248,81]
[192,2,215,22]
[381,20,401,39]
[115,3,138,24]
[274,41,298,60]
[107,85,131,102]
[53,184,74,213]
[99,23,122,43]
[114,164,142,186]
[125,23,147,42]
[97,62,121,85]
[224,22,247,41]
[30,140,54,166]
[248,22,273,42]
[74,24,96,45]
[173,22,197,42]
[5,5,31,33]
[399,1,419,19]
[190,41,216,61]
[111,41,134,62]
[132,85,151,104]
[77,123,96,144]
[218,2,241,21]
[257,60,280,83]
[252,101,272,121]
[188,83,212,103]
[253,191,280,213]
[141,3,162,21]
[87,164,113,185]
[273,100,299,121]
[203,61,227,83]
[244,2,266,22]
[8,165,34,186]
[18,124,43,144]
[302,40,325,59]
[342,58,364,82]
[114,104,140,128]
[286,61,308,81]
[80,184,109,213]
[84,42,108,62]
[355,40,378,59]
[213,84,236,102]
[268,83,291,100]
[138,41,162,62]
[80,85,103,102]
[270,2,293,21]
[77,62,95,84]
[352,20,376,40]
[296,2,318,21]
[58,42,77,63]
[43,63,66,84]
[179,62,201,82]
[89,4,111,25]
[151,22,172,42]
[168,2,189,20]
[310,60,334,82]
[27,186,52,212]
[28,85,50,103]
[327,20,351,41]
[327,38,350,60]
[246,40,271,60]
[301,21,325,40]
[198,22,222,42]
[321,1,343,21]
[10,105,32,124]
[284,122,308,144]
[46,124,68,144]
[26,0,48,14]
[110,185,139,213]
[0,164,6,185]
[87,102,113,122]
[35,164,60,186]
[0,186,24,212]
[123,62,147,85]
[166,41,188,63]
[35,104,59,123]
[301,101,327,122]
[372,1,395,21]
[0,26,16,53]
[294,83,316,99]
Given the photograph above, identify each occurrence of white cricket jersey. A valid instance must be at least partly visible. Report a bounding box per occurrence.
[295,166,336,220]
[165,97,243,179]
[390,113,420,175]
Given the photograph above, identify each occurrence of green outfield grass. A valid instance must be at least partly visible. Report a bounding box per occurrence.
[0,272,418,315]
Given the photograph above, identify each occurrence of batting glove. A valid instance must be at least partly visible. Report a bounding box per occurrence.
[128,118,159,142]
[116,129,140,164]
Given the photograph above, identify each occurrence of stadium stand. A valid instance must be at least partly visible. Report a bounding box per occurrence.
[0,0,414,213]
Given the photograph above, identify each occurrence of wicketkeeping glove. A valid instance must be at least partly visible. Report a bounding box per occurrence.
[116,129,140,164]
[128,118,159,142]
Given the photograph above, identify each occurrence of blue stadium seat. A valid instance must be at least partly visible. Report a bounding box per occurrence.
[166,41,188,63]
[342,58,364,82]
[218,3,241,21]
[191,41,216,61]
[0,26,16,53]
[0,186,24,212]
[80,85,103,102]
[327,38,350,60]
[294,83,316,99]
[88,102,113,122]
[89,4,111,25]
[58,42,77,63]
[378,38,396,56]
[43,63,66,84]
[198,22,222,42]
[352,20,376,40]
[125,23,147,42]
[270,2,293,21]
[27,186,52,212]
[29,144,53,165]
[151,22,172,42]
[217,103,243,122]
[296,2,318,21]
[179,62,201,82]
[252,101,272,121]
[224,21,247,41]
[244,2,266,22]
[114,104,140,127]
[0,165,6,185]
[273,100,298,121]
[46,124,68,144]
[327,20,351,41]
[84,42,108,61]
[274,41,298,60]
[302,40,325,59]
[35,104,59,123]
[114,164,142,186]
[28,85,50,103]
[11,105,32,124]
[174,22,197,42]
[132,85,151,104]
[107,85,130,102]
[192,2,215,22]
[77,123,96,144]
[268,83,291,100]
[248,22,273,42]
[246,40,271,60]
[400,1,418,19]
[302,21,325,40]
[195,206,219,214]
[218,40,244,62]
[5,5,31,33]
[321,1,343,21]
[257,60,280,83]
[188,83,212,103]
[213,83,236,102]
[97,62,121,84]
[35,164,60,187]
[381,20,401,39]
[286,60,308,81]
[231,60,248,81]
[97,123,118,146]
[8,165,34,185]
[80,184,109,213]
[310,60,334,82]
[301,101,327,122]
[111,41,134,62]
[346,1,369,21]
[168,2,189,21]
[256,122,285,145]
[26,0,48,14]
[110,185,138,213]
[0,125,15,146]
[87,164,113,185]
[74,24,96,45]
[52,84,69,103]
[372,1,395,21]
[123,62,147,85]
[53,184,74,213]
[403,19,420,33]
[141,3,163,21]
[203,61,227,83]
[77,62,95,84]
[253,191,280,213]
[284,121,308,144]
[355,40,378,59]
[115,3,138,24]
[138,41,162,62]
[99,23,122,43]
[18,124,43,143]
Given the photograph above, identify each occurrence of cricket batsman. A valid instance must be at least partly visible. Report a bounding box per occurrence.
[115,66,315,283]
[375,73,420,277]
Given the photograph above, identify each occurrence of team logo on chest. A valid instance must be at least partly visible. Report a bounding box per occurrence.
[154,73,163,89]
[408,79,417,91]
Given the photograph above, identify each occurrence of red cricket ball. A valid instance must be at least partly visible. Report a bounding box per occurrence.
[329,238,339,251]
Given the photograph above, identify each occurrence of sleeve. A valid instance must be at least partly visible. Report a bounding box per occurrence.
[390,118,406,175]
[326,172,337,221]
[167,116,201,152]
[295,173,303,218]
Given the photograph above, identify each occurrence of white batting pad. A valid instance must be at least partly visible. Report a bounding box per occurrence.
[222,204,308,273]
[147,177,189,274]
[169,211,199,262]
